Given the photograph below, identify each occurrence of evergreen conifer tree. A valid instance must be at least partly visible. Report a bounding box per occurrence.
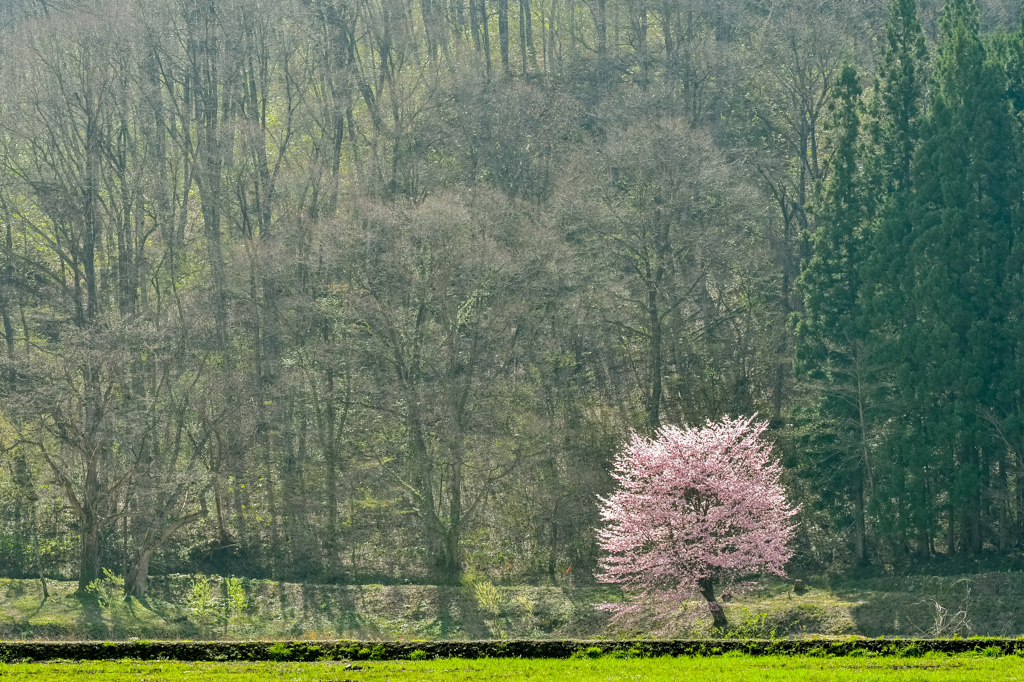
[797,64,876,564]
[872,0,929,196]
[870,0,1022,556]
[1004,4,1024,114]
[857,0,931,559]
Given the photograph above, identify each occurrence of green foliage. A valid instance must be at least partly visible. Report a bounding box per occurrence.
[796,59,878,567]
[898,643,924,658]
[185,576,223,637]
[408,649,429,660]
[509,593,534,620]
[463,572,502,617]
[864,0,1023,557]
[225,578,246,617]
[266,643,291,661]
[86,569,125,609]
[723,610,781,640]
[795,0,1024,566]
[224,577,247,637]
[2,0,1024,595]
[871,0,929,194]
[474,582,502,617]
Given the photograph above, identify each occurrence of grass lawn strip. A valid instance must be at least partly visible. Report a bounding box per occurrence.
[3,656,1024,681]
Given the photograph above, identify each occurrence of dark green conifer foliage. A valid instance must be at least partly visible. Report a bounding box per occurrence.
[797,64,875,563]
[1005,4,1024,114]
[855,0,931,559]
[998,4,1024,555]
[800,65,864,341]
[873,0,929,196]
[874,0,1023,555]
[796,0,931,565]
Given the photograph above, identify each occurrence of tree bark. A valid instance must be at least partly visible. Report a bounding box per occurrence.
[78,511,102,594]
[647,284,662,433]
[125,548,153,599]
[999,452,1009,552]
[698,577,728,630]
[481,0,492,74]
[522,0,535,68]
[124,510,205,598]
[853,474,866,564]
[498,0,510,73]
[30,503,48,600]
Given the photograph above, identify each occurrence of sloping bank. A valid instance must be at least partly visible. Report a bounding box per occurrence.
[2,573,1022,640]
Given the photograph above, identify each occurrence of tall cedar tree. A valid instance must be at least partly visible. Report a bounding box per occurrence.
[1006,6,1024,114]
[797,64,874,564]
[870,0,1022,555]
[858,0,931,557]
[872,0,929,197]
[996,0,1024,550]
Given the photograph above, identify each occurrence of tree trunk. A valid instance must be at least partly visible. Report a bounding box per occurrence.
[547,517,559,585]
[78,514,102,594]
[698,577,727,630]
[125,548,153,599]
[853,474,866,565]
[523,0,535,68]
[1017,452,1024,548]
[946,501,956,556]
[999,452,1009,552]
[470,0,482,52]
[26,501,48,599]
[647,285,662,433]
[124,509,205,599]
[595,0,606,56]
[498,0,510,73]
[519,0,527,75]
[970,491,982,555]
[480,0,492,74]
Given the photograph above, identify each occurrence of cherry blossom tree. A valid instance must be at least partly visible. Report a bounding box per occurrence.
[597,416,797,630]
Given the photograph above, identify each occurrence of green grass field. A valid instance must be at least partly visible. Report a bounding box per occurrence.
[3,656,1024,681]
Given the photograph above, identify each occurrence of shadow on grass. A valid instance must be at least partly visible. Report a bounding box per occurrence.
[436,586,478,639]
[25,592,49,620]
[75,592,109,639]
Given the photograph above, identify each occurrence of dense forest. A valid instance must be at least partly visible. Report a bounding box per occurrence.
[0,0,1023,597]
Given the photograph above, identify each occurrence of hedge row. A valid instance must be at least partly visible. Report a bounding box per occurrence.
[1,638,1023,662]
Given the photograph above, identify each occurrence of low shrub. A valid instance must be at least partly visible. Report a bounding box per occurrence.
[0,637,1021,662]
[267,643,291,661]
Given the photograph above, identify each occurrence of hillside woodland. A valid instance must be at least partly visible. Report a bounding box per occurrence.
[1,0,1024,598]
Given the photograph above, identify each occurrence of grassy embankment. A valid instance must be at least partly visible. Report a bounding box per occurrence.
[4,656,1024,681]
[1,572,1022,640]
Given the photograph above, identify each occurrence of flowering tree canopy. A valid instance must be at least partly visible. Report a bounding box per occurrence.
[597,416,797,630]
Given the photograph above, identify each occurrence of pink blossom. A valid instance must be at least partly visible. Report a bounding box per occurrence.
[596,416,798,629]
